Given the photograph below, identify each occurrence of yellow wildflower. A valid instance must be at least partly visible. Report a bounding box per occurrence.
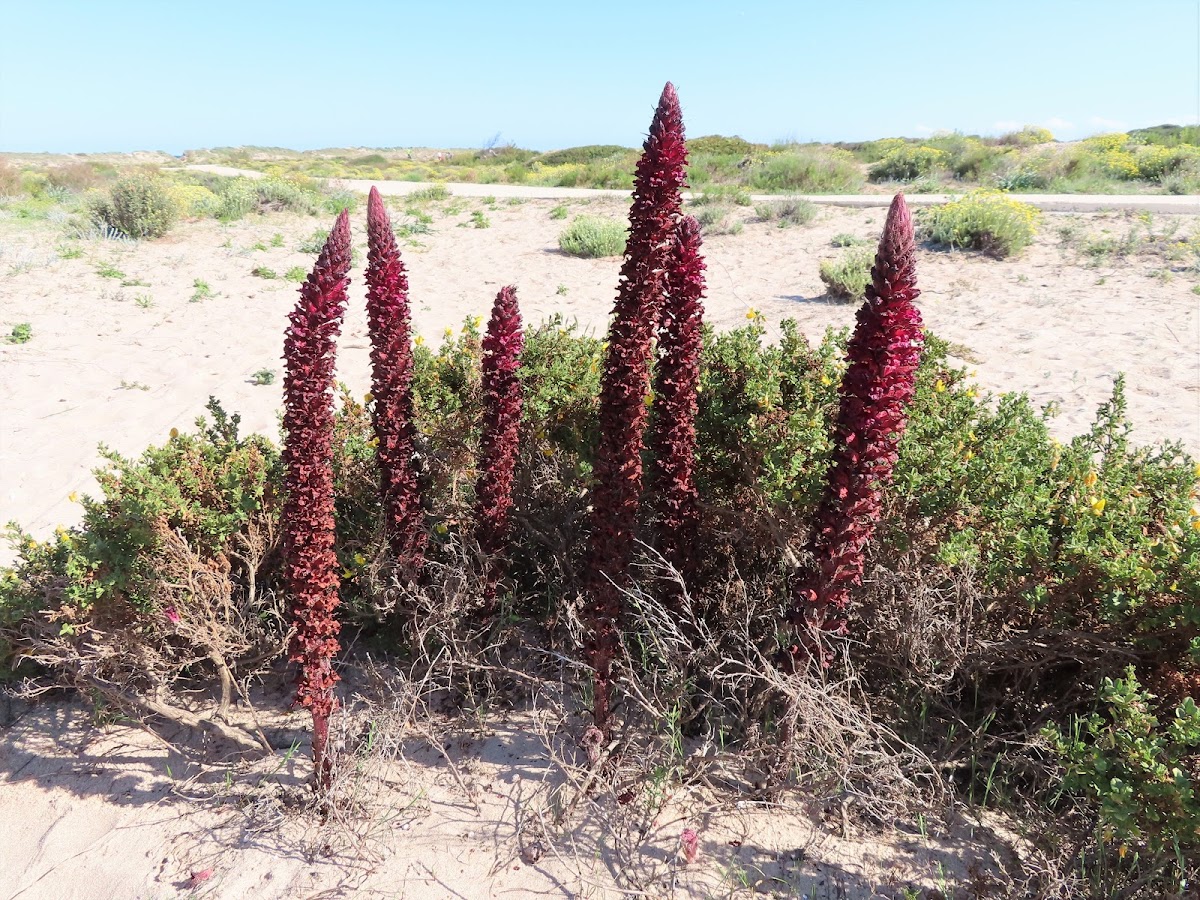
[1084,471,1098,488]
[820,374,832,386]
[745,308,761,321]
[964,449,975,462]
[934,379,946,393]
[443,327,454,339]
[1090,497,1106,516]
[364,392,374,404]
[353,553,366,566]
[415,335,425,346]
[68,491,79,503]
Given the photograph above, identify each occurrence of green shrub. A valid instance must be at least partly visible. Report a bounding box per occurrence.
[755,198,818,227]
[818,246,873,299]
[869,145,946,182]
[89,175,180,239]
[919,190,1040,257]
[687,135,765,157]
[538,144,631,166]
[749,148,864,193]
[1044,668,1200,887]
[558,215,627,258]
[0,160,21,196]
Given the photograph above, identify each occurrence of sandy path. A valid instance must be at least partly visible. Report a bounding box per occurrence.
[1,198,1197,569]
[183,165,1200,213]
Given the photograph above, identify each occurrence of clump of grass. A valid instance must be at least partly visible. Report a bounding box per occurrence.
[250,368,276,385]
[5,322,32,344]
[57,245,83,260]
[470,210,490,229]
[693,204,743,235]
[549,204,569,220]
[96,262,125,279]
[558,215,627,258]
[409,184,450,202]
[691,185,751,206]
[251,266,278,279]
[755,198,818,227]
[135,294,153,309]
[920,190,1040,258]
[190,279,214,302]
[831,233,870,247]
[285,266,308,282]
[819,246,874,300]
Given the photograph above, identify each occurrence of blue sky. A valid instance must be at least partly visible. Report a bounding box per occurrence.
[2,0,1197,153]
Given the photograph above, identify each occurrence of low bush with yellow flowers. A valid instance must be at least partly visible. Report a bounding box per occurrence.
[919,189,1040,257]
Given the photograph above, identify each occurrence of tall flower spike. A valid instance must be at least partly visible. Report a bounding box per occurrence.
[790,194,924,662]
[474,285,524,613]
[649,215,706,588]
[584,82,688,733]
[282,208,351,787]
[366,186,426,580]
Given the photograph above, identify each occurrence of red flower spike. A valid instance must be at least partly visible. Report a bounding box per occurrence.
[649,215,706,588]
[474,285,524,613]
[790,194,924,662]
[366,186,426,580]
[584,82,688,732]
[282,208,351,787]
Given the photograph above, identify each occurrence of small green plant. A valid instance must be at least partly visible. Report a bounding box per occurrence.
[251,266,278,279]
[57,245,83,260]
[754,198,818,227]
[118,380,151,391]
[5,322,32,344]
[270,232,285,248]
[120,277,148,287]
[470,210,490,229]
[298,228,330,254]
[818,246,873,300]
[558,216,627,258]
[95,262,125,279]
[250,368,276,386]
[190,279,214,302]
[549,204,569,220]
[555,283,568,296]
[285,266,308,282]
[920,190,1040,257]
[135,294,153,309]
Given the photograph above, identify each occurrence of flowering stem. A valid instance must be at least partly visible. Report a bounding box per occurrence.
[584,82,688,733]
[649,215,706,590]
[790,193,925,663]
[475,285,524,615]
[366,187,426,581]
[282,209,352,789]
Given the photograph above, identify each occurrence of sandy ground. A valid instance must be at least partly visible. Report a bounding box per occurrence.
[0,189,1198,898]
